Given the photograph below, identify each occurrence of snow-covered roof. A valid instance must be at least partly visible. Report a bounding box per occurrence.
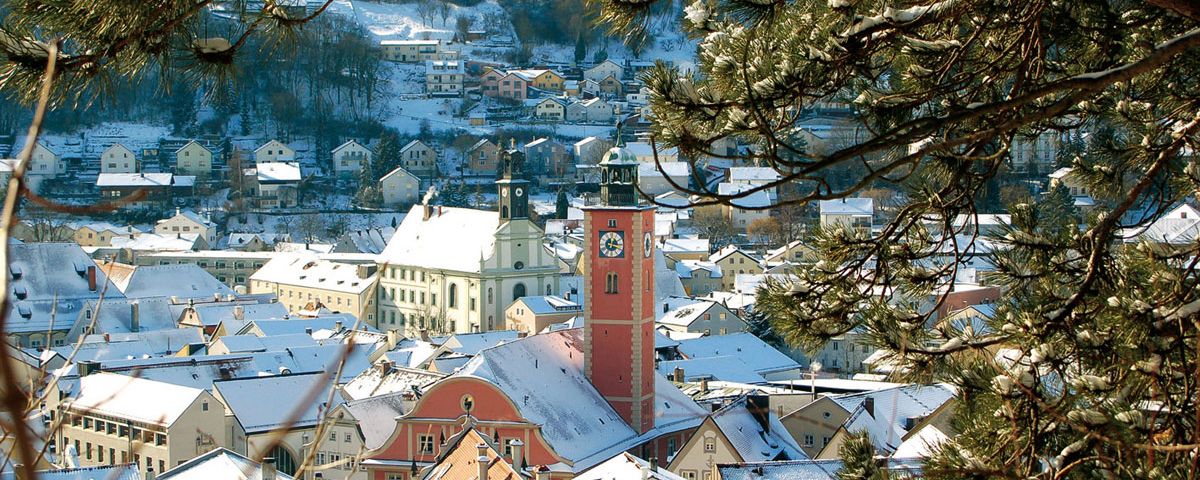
[214,372,340,434]
[677,333,800,375]
[1048,166,1073,179]
[342,364,443,400]
[675,260,722,279]
[400,139,429,153]
[118,264,233,299]
[514,295,581,315]
[830,384,956,455]
[81,327,203,356]
[453,329,707,472]
[380,165,418,183]
[1123,202,1200,245]
[8,243,122,334]
[250,254,376,295]
[425,60,464,72]
[65,372,205,426]
[332,139,369,155]
[380,39,439,45]
[432,330,521,356]
[110,233,200,252]
[96,173,173,187]
[214,333,319,353]
[728,167,782,183]
[661,238,709,254]
[240,316,364,336]
[710,245,757,263]
[161,208,215,228]
[576,452,685,480]
[717,182,776,208]
[340,392,409,450]
[819,198,874,216]
[378,204,499,273]
[174,139,210,155]
[94,344,371,390]
[158,447,294,480]
[638,162,690,179]
[657,299,733,327]
[659,356,770,384]
[339,227,396,255]
[711,398,807,462]
[718,459,923,479]
[253,162,301,183]
[182,301,289,327]
[891,422,949,459]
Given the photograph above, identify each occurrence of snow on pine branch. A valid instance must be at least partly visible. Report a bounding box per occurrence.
[840,0,958,38]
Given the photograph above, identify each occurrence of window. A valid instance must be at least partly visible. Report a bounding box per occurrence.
[703,437,715,452]
[668,438,677,456]
[448,283,458,308]
[202,402,208,411]
[330,432,337,442]
[512,283,526,301]
[803,434,814,447]
[418,435,435,454]
[487,288,493,304]
[345,433,352,443]
[608,219,617,228]
[605,273,618,294]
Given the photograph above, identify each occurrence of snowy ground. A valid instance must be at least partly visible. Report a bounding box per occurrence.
[227,211,408,235]
[26,123,172,159]
[326,0,511,42]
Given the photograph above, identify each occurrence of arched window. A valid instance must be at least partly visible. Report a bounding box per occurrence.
[448,284,458,309]
[487,288,493,304]
[271,446,298,476]
[512,283,526,302]
[605,273,618,294]
[501,206,509,218]
[545,284,552,295]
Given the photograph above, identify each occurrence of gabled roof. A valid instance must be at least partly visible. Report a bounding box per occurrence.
[119,264,234,299]
[709,397,807,462]
[213,333,319,353]
[675,260,722,279]
[253,162,301,183]
[577,452,684,480]
[340,392,410,450]
[828,384,956,455]
[214,372,341,434]
[420,427,526,480]
[8,243,122,333]
[400,139,430,153]
[710,245,758,263]
[158,447,295,480]
[819,198,874,216]
[432,330,520,356]
[453,329,707,472]
[250,254,376,295]
[174,139,211,155]
[96,173,173,187]
[65,372,205,427]
[728,167,782,183]
[676,333,800,375]
[254,139,292,154]
[468,138,497,152]
[0,464,141,480]
[657,299,736,327]
[332,139,369,154]
[513,295,580,315]
[378,205,500,273]
[380,166,418,184]
[342,364,444,401]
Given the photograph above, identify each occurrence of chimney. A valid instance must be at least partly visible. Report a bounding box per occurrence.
[130,301,140,332]
[103,333,110,343]
[386,330,399,349]
[335,320,344,331]
[662,302,669,313]
[672,367,685,382]
[76,361,99,377]
[233,305,244,320]
[535,466,552,480]
[145,468,155,480]
[864,397,875,418]
[305,327,313,335]
[699,377,708,394]
[419,328,430,342]
[747,395,771,434]
[476,444,489,480]
[509,439,524,471]
[262,457,277,480]
[423,204,434,221]
[87,266,97,291]
[641,462,650,480]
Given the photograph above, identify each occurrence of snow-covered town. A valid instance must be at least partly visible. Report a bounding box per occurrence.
[2,0,1199,479]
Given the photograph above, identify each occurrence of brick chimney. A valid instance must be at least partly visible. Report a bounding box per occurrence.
[87,265,97,291]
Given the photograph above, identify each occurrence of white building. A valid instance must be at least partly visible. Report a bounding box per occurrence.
[100,143,137,173]
[379,166,421,207]
[425,60,464,96]
[254,139,295,164]
[173,140,213,179]
[399,140,437,178]
[819,198,874,230]
[244,162,301,209]
[584,59,624,83]
[332,140,372,178]
[154,208,217,244]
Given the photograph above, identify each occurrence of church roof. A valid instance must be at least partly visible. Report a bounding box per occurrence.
[378,205,500,273]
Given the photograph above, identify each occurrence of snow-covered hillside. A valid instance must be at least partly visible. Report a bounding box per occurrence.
[326,0,511,42]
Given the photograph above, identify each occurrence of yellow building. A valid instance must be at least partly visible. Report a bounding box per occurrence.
[504,295,580,334]
[248,254,379,327]
[709,246,763,291]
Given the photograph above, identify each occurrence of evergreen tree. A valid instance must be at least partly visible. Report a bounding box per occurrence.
[836,431,888,480]
[596,0,1200,476]
[744,307,785,351]
[555,188,569,219]
[375,132,402,177]
[574,30,588,65]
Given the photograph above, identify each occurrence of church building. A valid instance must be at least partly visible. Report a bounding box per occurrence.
[375,147,561,335]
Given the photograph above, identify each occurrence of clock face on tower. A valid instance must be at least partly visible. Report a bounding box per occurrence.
[599,231,625,258]
[643,232,653,258]
[515,187,524,197]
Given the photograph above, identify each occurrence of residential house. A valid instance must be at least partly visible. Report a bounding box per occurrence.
[717,183,775,232]
[565,98,613,124]
[425,60,465,96]
[399,140,437,178]
[380,39,443,62]
[625,141,679,163]
[573,136,611,165]
[584,59,623,83]
[667,396,806,479]
[639,163,690,196]
[598,75,623,96]
[1048,167,1096,209]
[53,372,224,478]
[253,140,295,164]
[727,167,781,187]
[1010,131,1061,173]
[243,162,301,209]
[578,452,685,480]
[96,173,185,209]
[225,234,291,252]
[818,198,874,230]
[332,140,372,178]
[516,69,565,91]
[675,260,723,296]
[380,166,421,207]
[173,140,212,179]
[762,240,814,265]
[211,373,340,478]
[154,208,217,245]
[709,246,762,291]
[524,138,570,177]
[6,142,63,193]
[661,333,804,384]
[1123,202,1200,250]
[465,139,500,175]
[100,143,137,174]
[73,222,142,247]
[661,238,711,263]
[504,295,581,334]
[249,255,379,327]
[656,297,746,336]
[811,384,956,460]
[480,68,528,100]
[533,97,566,121]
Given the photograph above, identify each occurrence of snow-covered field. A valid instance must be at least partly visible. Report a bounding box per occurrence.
[326,0,511,42]
[28,123,172,159]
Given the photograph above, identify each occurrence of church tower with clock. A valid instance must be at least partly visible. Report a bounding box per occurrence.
[582,134,657,434]
[496,143,529,220]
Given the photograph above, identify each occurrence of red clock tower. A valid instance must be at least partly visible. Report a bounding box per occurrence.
[583,136,657,434]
